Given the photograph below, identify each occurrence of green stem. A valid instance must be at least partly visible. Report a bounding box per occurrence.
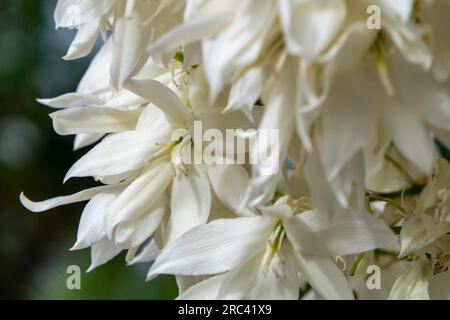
[366,193,406,214]
[385,154,414,183]
[349,253,366,277]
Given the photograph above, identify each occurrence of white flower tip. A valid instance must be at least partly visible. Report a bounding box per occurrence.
[63,175,71,184]
[145,271,158,282]
[62,50,82,61]
[63,169,76,184]
[19,192,40,213]
[86,265,95,273]
[69,242,84,251]
[36,98,50,106]
[73,142,83,151]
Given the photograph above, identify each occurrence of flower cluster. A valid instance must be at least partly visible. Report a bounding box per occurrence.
[21,0,450,299]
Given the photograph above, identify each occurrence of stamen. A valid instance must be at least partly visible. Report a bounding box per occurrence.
[148,136,184,163]
[373,37,395,96]
[260,222,286,277]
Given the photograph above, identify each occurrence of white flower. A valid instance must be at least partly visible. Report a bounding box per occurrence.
[389,260,431,300]
[21,64,256,269]
[143,0,450,214]
[55,0,184,87]
[19,0,450,299]
[148,195,397,299]
[37,38,170,150]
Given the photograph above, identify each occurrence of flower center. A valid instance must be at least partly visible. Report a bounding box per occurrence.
[260,221,286,277]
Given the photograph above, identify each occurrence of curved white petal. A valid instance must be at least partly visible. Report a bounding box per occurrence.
[37,93,103,109]
[285,209,399,257]
[124,79,190,127]
[20,184,121,213]
[63,18,102,60]
[87,237,122,272]
[50,107,143,135]
[65,129,170,181]
[71,191,119,250]
[73,133,104,150]
[385,103,436,175]
[127,239,160,265]
[147,216,275,278]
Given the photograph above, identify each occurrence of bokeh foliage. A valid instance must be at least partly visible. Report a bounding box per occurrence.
[0,0,177,299]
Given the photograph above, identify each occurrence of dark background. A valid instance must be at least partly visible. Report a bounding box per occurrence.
[0,0,177,299]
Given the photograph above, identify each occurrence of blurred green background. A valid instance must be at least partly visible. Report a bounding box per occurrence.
[0,0,177,299]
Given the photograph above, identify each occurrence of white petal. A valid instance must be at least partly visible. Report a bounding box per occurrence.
[206,164,255,216]
[20,184,121,213]
[244,57,297,208]
[389,261,430,300]
[37,93,103,109]
[303,150,337,225]
[399,214,450,258]
[225,67,265,117]
[50,107,143,135]
[378,0,414,23]
[146,8,233,60]
[127,239,160,265]
[110,0,155,88]
[218,247,301,300]
[71,191,119,250]
[176,275,226,300]
[64,129,170,181]
[165,165,211,244]
[77,37,113,95]
[295,253,354,300]
[279,0,346,59]
[114,193,167,248]
[187,66,210,117]
[390,53,450,132]
[325,211,399,255]
[124,79,190,127]
[385,103,436,175]
[87,237,122,272]
[318,69,381,180]
[103,90,147,109]
[286,209,399,257]
[135,104,172,132]
[147,216,275,278]
[54,0,114,28]
[73,133,104,150]
[63,18,102,60]
[202,0,274,100]
[106,159,173,237]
